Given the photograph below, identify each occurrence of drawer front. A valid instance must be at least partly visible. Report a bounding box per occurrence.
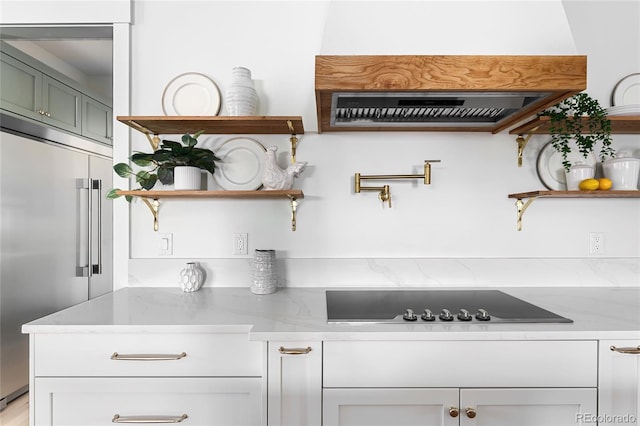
[35,333,263,377]
[34,377,263,426]
[324,340,597,388]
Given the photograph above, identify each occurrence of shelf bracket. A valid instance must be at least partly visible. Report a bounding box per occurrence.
[144,133,161,151]
[289,195,298,231]
[515,126,538,167]
[287,120,300,163]
[140,197,161,231]
[514,196,537,231]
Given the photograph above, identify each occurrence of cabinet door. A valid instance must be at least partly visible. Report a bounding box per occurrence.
[459,388,597,426]
[41,75,82,134]
[268,342,322,426]
[0,52,42,121]
[323,388,459,426]
[34,377,263,426]
[599,340,640,426]
[82,95,113,145]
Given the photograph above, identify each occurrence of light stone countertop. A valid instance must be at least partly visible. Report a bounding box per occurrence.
[22,286,640,341]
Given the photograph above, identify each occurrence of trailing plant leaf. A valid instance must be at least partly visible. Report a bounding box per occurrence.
[106,188,122,199]
[539,92,613,172]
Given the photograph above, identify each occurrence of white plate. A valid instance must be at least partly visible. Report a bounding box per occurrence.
[213,137,266,190]
[162,72,221,116]
[606,105,640,116]
[612,73,640,106]
[536,140,597,190]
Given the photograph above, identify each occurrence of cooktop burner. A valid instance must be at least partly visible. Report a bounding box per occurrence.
[326,290,572,324]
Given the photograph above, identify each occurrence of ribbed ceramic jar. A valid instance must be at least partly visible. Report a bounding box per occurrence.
[179,262,204,292]
[225,67,258,116]
[251,249,277,295]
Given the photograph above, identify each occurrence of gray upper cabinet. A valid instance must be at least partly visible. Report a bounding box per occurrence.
[82,95,113,145]
[41,74,82,134]
[0,52,43,122]
[0,43,111,145]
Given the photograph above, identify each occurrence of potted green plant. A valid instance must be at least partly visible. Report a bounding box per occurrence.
[107,131,219,200]
[539,92,614,172]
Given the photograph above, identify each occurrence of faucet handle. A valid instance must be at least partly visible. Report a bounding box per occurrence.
[378,185,392,208]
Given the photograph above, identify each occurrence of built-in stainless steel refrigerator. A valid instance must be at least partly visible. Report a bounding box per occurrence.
[0,114,112,409]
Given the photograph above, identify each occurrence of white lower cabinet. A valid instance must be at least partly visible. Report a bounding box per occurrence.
[323,388,596,426]
[268,341,322,426]
[323,340,598,426]
[34,377,262,426]
[599,340,640,426]
[30,333,266,426]
[324,388,459,426]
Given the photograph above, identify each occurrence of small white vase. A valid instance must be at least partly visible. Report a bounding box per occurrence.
[174,166,201,190]
[179,262,204,292]
[251,249,277,295]
[225,67,258,116]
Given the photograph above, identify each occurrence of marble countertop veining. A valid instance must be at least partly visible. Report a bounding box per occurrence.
[22,286,640,341]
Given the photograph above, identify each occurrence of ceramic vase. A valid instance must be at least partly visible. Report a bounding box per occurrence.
[225,67,258,116]
[179,262,204,292]
[251,249,277,295]
[174,166,201,190]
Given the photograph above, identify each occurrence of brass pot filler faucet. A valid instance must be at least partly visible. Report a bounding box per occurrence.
[354,160,441,207]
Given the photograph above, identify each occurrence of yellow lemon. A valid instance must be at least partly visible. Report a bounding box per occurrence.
[578,178,599,191]
[597,178,612,190]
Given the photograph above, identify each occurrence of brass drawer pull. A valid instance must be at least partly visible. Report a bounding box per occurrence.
[448,407,459,417]
[110,352,187,361]
[610,345,640,354]
[112,414,188,423]
[466,408,477,418]
[279,346,312,355]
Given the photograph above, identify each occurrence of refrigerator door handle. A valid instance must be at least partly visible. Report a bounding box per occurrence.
[76,178,90,277]
[91,179,103,275]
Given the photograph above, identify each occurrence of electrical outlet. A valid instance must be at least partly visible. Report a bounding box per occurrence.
[233,233,248,255]
[589,232,604,255]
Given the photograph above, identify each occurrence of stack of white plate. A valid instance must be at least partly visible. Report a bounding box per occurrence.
[606,104,640,116]
[609,73,640,115]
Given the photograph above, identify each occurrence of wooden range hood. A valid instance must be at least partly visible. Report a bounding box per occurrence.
[315,55,586,134]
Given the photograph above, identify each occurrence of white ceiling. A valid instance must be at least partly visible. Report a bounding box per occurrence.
[0,26,112,77]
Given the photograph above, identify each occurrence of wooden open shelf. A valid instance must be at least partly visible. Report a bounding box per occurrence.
[509,115,640,135]
[116,189,303,199]
[507,190,640,231]
[117,190,304,232]
[117,116,304,136]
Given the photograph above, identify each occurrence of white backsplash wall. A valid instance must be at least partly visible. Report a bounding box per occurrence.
[122,1,640,288]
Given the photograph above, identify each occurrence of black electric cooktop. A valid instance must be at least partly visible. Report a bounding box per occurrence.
[326,290,572,324]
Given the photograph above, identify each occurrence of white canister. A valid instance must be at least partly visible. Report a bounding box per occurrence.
[603,152,640,190]
[251,249,277,295]
[225,67,258,116]
[565,161,595,190]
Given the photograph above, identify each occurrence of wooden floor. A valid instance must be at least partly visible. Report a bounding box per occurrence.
[0,393,29,426]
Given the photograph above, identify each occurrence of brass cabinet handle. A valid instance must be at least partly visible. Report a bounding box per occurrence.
[112,414,188,423]
[110,352,187,361]
[465,408,477,418]
[610,345,640,355]
[448,407,459,418]
[278,346,312,355]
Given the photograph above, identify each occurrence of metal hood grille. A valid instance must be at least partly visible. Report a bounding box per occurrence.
[332,92,549,128]
[315,55,587,133]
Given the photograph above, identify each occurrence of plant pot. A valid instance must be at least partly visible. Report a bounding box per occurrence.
[174,166,202,190]
[602,153,640,190]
